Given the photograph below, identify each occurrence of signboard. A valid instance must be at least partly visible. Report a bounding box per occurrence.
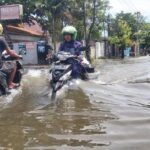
[0,4,23,20]
[18,43,27,55]
[26,42,36,50]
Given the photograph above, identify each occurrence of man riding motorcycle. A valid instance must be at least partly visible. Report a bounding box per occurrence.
[59,26,88,79]
[0,23,22,90]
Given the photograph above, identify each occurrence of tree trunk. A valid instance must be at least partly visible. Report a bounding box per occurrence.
[82,1,91,62]
[120,46,125,59]
[52,15,56,51]
[85,0,96,63]
[83,2,87,42]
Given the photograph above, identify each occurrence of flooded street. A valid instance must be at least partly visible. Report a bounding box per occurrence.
[0,56,150,150]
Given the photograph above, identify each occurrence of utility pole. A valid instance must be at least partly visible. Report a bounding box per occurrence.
[107,14,111,57]
[83,1,87,46]
[107,14,111,37]
[136,12,140,56]
[103,6,107,57]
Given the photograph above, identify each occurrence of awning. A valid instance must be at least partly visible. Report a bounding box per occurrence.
[6,25,43,37]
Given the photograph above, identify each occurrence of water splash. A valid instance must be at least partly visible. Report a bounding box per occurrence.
[0,88,22,108]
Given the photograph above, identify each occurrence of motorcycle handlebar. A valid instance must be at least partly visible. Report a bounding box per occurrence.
[2,55,23,61]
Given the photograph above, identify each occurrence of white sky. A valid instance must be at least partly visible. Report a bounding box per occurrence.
[109,0,150,21]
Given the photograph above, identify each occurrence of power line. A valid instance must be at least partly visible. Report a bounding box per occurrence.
[116,0,138,13]
[110,0,140,15]
[117,0,132,12]
[129,0,139,12]
[124,0,139,12]
[123,0,137,12]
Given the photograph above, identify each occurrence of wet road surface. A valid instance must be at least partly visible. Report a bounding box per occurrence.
[0,56,150,150]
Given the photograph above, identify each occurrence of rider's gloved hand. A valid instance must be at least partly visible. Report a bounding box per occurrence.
[77,55,83,61]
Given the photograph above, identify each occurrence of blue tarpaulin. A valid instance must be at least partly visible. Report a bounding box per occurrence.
[124,47,131,57]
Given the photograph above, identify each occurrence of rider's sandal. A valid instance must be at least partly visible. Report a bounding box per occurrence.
[9,83,20,89]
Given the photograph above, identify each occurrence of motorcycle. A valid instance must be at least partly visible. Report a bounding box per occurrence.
[0,53,23,96]
[49,51,97,99]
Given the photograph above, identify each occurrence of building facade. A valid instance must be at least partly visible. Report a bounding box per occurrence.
[4,21,49,65]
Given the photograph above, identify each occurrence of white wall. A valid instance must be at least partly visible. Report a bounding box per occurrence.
[13,42,38,65]
[95,42,105,58]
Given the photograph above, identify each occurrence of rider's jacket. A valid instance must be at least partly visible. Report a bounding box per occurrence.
[59,40,82,56]
[58,40,85,78]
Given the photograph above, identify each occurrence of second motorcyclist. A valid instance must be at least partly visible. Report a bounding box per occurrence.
[0,23,22,89]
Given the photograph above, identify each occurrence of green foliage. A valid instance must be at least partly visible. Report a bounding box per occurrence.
[0,0,109,44]
[110,20,132,49]
[65,0,109,40]
[138,23,150,48]
[115,12,145,41]
[109,12,150,51]
[2,0,150,57]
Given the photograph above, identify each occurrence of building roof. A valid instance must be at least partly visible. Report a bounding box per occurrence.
[6,21,44,37]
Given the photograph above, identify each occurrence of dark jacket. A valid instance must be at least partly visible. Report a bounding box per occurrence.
[59,40,82,56]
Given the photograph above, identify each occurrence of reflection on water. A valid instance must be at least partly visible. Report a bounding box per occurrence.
[0,56,150,150]
[0,89,115,150]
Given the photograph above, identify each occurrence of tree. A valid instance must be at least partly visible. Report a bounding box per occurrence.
[0,0,110,58]
[115,12,145,41]
[110,20,132,58]
[33,0,68,49]
[0,0,70,49]
[68,0,109,62]
[138,23,150,49]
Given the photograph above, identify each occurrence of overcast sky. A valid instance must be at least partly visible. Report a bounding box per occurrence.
[109,0,150,21]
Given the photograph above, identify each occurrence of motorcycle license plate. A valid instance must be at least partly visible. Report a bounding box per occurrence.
[55,65,70,70]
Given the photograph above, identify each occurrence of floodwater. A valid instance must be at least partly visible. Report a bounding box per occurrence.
[0,56,150,150]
